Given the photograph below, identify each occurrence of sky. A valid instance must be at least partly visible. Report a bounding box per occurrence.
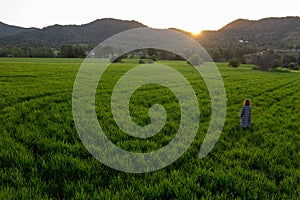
[1,0,299,34]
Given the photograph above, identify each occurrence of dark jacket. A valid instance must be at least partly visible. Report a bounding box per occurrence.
[240,105,251,127]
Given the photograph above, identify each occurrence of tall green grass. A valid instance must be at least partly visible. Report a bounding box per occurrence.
[0,58,299,199]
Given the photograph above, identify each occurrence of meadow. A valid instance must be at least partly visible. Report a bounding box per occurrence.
[0,58,299,199]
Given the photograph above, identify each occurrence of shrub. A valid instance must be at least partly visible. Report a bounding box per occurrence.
[187,54,203,66]
[289,62,299,70]
[139,59,145,64]
[252,65,260,70]
[282,55,297,67]
[228,58,240,68]
[110,56,122,63]
[252,51,275,71]
[151,55,157,61]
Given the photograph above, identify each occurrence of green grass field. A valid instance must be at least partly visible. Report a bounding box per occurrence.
[0,58,300,199]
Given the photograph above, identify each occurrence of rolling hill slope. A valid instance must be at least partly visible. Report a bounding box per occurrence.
[0,22,37,39]
[0,18,147,47]
[0,17,299,50]
[197,16,300,49]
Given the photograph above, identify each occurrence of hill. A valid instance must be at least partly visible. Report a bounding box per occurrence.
[0,18,147,47]
[197,16,300,49]
[0,22,37,39]
[0,17,299,51]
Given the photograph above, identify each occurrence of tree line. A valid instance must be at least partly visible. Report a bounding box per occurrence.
[0,45,88,58]
[203,42,300,70]
[226,47,300,70]
[1,43,299,71]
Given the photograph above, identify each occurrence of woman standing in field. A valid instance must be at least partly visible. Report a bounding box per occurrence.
[240,98,252,130]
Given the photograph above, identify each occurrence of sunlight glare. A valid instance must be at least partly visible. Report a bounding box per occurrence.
[191,30,202,36]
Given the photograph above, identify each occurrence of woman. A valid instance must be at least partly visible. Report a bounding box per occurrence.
[240,98,251,130]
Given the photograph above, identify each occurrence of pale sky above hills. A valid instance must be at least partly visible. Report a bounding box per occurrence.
[1,0,299,34]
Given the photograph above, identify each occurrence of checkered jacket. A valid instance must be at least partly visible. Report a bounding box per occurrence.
[240,105,251,127]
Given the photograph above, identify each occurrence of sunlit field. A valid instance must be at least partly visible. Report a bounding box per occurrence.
[0,58,299,199]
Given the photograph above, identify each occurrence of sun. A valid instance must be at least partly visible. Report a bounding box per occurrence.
[191,30,202,36]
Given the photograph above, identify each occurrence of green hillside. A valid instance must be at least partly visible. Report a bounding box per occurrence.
[0,19,147,47]
[0,17,299,50]
[0,22,36,39]
[198,16,300,49]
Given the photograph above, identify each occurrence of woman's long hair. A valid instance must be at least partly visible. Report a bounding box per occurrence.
[244,98,251,106]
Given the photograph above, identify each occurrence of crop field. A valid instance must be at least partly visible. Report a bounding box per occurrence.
[0,58,300,199]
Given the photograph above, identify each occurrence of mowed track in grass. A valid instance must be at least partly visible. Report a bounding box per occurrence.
[0,58,299,199]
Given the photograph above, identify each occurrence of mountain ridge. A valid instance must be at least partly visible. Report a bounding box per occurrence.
[0,21,37,39]
[197,16,300,49]
[0,16,299,49]
[0,18,147,47]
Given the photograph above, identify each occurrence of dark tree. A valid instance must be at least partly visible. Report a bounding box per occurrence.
[73,46,86,58]
[282,54,297,68]
[59,45,86,58]
[60,45,74,58]
[289,62,298,70]
[252,51,275,71]
[228,58,240,67]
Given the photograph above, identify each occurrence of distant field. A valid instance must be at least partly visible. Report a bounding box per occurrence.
[0,58,300,199]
